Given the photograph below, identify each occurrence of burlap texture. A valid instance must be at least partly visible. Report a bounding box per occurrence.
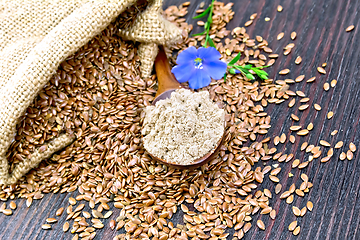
[0,0,182,185]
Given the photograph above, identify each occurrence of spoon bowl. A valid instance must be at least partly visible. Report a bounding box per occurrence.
[148,46,225,169]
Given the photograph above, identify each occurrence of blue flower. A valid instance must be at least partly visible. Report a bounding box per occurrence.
[171,46,227,89]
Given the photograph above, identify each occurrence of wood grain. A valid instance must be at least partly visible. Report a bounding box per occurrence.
[0,0,359,239]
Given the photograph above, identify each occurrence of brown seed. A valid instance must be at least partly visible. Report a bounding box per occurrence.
[320,140,331,147]
[270,209,276,219]
[46,218,57,223]
[340,152,346,160]
[331,130,338,135]
[331,79,337,87]
[291,114,300,121]
[307,77,316,83]
[26,198,32,208]
[291,32,297,40]
[290,125,302,131]
[244,20,253,27]
[63,222,70,232]
[69,197,76,205]
[328,148,334,157]
[297,129,309,135]
[257,220,265,230]
[307,123,314,131]
[284,43,295,49]
[9,201,16,210]
[277,5,283,12]
[295,189,304,197]
[289,221,297,231]
[317,67,326,74]
[290,135,296,143]
[56,207,64,216]
[300,97,310,103]
[347,150,354,160]
[335,141,344,149]
[279,69,290,75]
[280,191,291,199]
[250,13,258,19]
[286,195,294,204]
[277,32,284,40]
[296,91,306,97]
[299,104,309,111]
[292,206,301,216]
[295,56,302,64]
[327,111,334,119]
[288,98,296,108]
[275,184,282,194]
[295,75,305,82]
[323,82,330,91]
[293,226,301,235]
[292,159,300,168]
[301,142,308,151]
[314,104,322,111]
[42,224,51,230]
[349,142,356,152]
[280,133,286,143]
[269,175,279,183]
[3,209,12,215]
[346,25,355,32]
[265,17,270,21]
[274,135,280,145]
[321,156,331,163]
[298,161,309,169]
[307,201,314,211]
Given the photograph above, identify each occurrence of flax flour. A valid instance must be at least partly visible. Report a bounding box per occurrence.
[142,89,225,165]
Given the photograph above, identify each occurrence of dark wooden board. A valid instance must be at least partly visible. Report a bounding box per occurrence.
[0,0,359,239]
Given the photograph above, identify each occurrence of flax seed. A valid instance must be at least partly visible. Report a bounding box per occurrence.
[297,129,309,135]
[340,152,346,160]
[257,220,265,230]
[289,221,297,231]
[279,69,290,75]
[331,79,337,87]
[346,25,355,32]
[314,104,321,111]
[331,130,338,135]
[335,141,343,149]
[347,150,354,160]
[280,133,286,143]
[295,75,305,82]
[275,184,282,194]
[292,206,301,216]
[290,135,296,143]
[291,32,297,40]
[9,201,16,210]
[295,56,302,64]
[323,82,330,91]
[291,114,300,121]
[307,201,313,211]
[299,104,309,111]
[307,77,316,83]
[327,111,334,119]
[298,161,309,169]
[349,142,356,152]
[317,67,326,74]
[42,224,51,230]
[277,5,283,12]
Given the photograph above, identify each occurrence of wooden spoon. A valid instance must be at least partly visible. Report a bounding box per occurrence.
[146,46,225,169]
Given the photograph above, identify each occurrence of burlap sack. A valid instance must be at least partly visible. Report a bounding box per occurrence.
[0,0,182,185]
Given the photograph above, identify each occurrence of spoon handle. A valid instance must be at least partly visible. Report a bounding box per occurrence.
[154,46,182,98]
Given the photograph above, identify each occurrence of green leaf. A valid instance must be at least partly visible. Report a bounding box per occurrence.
[207,36,216,48]
[192,30,206,36]
[244,64,252,69]
[228,52,241,65]
[223,73,227,81]
[192,7,211,19]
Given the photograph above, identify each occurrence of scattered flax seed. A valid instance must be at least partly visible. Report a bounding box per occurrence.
[321,156,331,163]
[328,148,334,156]
[291,114,300,121]
[296,90,306,97]
[244,20,253,27]
[279,69,290,75]
[289,183,296,193]
[349,142,356,152]
[317,67,326,74]
[290,135,296,143]
[292,159,300,168]
[301,173,309,182]
[270,210,276,219]
[9,201,16,210]
[277,32,284,40]
[347,150,354,160]
[274,136,280,145]
[46,218,57,223]
[56,207,64,216]
[298,161,309,169]
[280,191,291,199]
[269,175,280,182]
[323,82,330,91]
[295,189,305,197]
[299,105,309,111]
[290,125,302,131]
[197,21,205,26]
[286,195,294,204]
[293,226,301,236]
[307,201,314,211]
[26,197,32,207]
[295,75,305,82]
[284,48,292,55]
[327,111,334,119]
[295,56,302,64]
[292,206,301,216]
[250,13,258,19]
[314,104,322,111]
[265,17,270,21]
[346,25,355,32]
[320,140,331,147]
[277,5,283,12]
[291,31,297,40]
[322,63,327,67]
[280,133,287,143]
[300,97,310,103]
[331,130,338,135]
[331,79,337,87]
[257,220,265,230]
[307,76,316,83]
[42,224,51,230]
[335,141,344,149]
[275,184,282,194]
[63,222,70,232]
[307,123,314,131]
[340,152,346,160]
[300,207,307,216]
[3,209,12,215]
[301,142,308,151]
[69,197,76,205]
[288,98,296,108]
[285,43,295,49]
[289,221,297,231]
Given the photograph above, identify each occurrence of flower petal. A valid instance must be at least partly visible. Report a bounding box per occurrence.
[203,59,227,80]
[188,69,211,90]
[197,47,221,62]
[171,64,195,83]
[176,46,198,65]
